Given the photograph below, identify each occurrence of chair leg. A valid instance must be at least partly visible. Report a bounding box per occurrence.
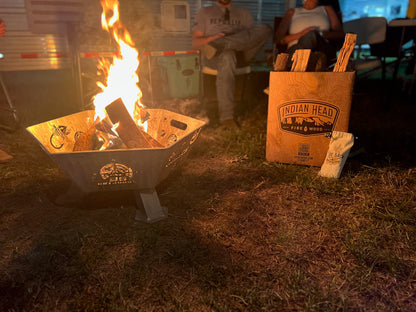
[0,73,20,132]
[202,73,219,125]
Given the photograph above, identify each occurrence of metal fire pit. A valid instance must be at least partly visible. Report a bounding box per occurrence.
[27,109,205,223]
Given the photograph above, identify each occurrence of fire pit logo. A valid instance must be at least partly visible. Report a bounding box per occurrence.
[50,125,71,149]
[278,100,339,136]
[95,160,135,187]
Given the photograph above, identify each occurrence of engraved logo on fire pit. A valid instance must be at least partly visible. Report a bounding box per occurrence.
[50,125,71,149]
[278,100,339,136]
[96,160,134,186]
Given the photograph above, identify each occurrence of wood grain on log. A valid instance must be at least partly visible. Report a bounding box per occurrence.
[105,98,158,149]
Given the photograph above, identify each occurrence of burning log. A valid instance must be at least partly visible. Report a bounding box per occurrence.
[105,98,162,149]
[140,129,164,148]
[73,122,97,152]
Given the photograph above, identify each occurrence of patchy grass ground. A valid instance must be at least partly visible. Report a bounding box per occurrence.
[0,70,415,311]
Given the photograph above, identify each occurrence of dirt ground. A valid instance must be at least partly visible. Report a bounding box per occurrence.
[0,69,416,311]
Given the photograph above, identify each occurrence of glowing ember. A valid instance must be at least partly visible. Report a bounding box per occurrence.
[93,0,144,127]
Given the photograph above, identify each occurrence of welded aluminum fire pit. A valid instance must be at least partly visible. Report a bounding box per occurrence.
[27,109,205,223]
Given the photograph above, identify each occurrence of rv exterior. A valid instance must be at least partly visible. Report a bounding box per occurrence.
[0,0,290,71]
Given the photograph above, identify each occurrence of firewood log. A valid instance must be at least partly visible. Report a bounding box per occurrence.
[291,49,311,72]
[105,98,158,149]
[73,122,97,151]
[274,53,289,71]
[334,33,357,72]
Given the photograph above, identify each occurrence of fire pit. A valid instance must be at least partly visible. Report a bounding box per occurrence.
[27,109,205,222]
[25,0,206,222]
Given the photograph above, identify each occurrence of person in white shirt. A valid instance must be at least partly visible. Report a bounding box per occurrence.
[275,0,344,68]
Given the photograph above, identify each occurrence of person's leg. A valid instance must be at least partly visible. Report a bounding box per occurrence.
[241,24,273,62]
[211,24,272,63]
[215,50,237,122]
[287,30,336,66]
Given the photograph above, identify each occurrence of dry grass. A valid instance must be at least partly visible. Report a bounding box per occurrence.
[1,72,416,311]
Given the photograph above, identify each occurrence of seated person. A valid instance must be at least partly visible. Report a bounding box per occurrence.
[275,0,344,68]
[192,0,272,129]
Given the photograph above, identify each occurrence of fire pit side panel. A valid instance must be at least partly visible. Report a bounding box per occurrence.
[49,149,169,193]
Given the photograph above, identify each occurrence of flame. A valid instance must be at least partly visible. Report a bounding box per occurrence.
[93,0,144,127]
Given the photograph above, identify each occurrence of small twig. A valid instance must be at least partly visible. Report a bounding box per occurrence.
[230,294,249,306]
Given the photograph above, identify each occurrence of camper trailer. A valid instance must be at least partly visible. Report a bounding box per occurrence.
[0,0,291,70]
[0,0,411,102]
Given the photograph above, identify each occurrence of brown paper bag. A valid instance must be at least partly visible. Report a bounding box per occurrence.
[266,71,355,167]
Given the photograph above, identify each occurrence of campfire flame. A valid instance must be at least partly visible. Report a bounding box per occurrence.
[93,0,144,128]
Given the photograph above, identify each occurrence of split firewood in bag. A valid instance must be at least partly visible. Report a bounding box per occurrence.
[333,33,357,73]
[274,53,289,71]
[291,49,311,72]
[318,131,354,179]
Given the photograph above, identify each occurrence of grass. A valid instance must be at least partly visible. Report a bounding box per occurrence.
[0,72,416,311]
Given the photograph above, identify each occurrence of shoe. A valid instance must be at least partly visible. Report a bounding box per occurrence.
[200,44,217,60]
[220,119,240,131]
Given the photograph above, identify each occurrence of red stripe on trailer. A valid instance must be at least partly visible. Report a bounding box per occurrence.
[82,52,100,58]
[141,51,198,56]
[81,52,120,58]
[21,53,39,59]
[20,53,69,59]
[51,53,69,58]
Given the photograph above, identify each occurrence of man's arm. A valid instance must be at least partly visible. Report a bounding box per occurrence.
[192,30,225,49]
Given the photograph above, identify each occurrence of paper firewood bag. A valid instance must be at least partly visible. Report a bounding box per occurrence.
[266,71,355,167]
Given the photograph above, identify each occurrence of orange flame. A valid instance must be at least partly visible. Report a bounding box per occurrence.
[93,0,143,126]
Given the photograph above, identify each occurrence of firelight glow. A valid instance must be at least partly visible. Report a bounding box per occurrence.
[93,0,143,126]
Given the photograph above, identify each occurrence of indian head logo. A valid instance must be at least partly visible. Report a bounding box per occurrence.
[278,100,339,136]
[95,160,135,187]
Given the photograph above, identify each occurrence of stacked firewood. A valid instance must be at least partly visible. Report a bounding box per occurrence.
[273,33,357,73]
[73,98,164,152]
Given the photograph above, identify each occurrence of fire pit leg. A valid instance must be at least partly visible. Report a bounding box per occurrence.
[134,189,167,223]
